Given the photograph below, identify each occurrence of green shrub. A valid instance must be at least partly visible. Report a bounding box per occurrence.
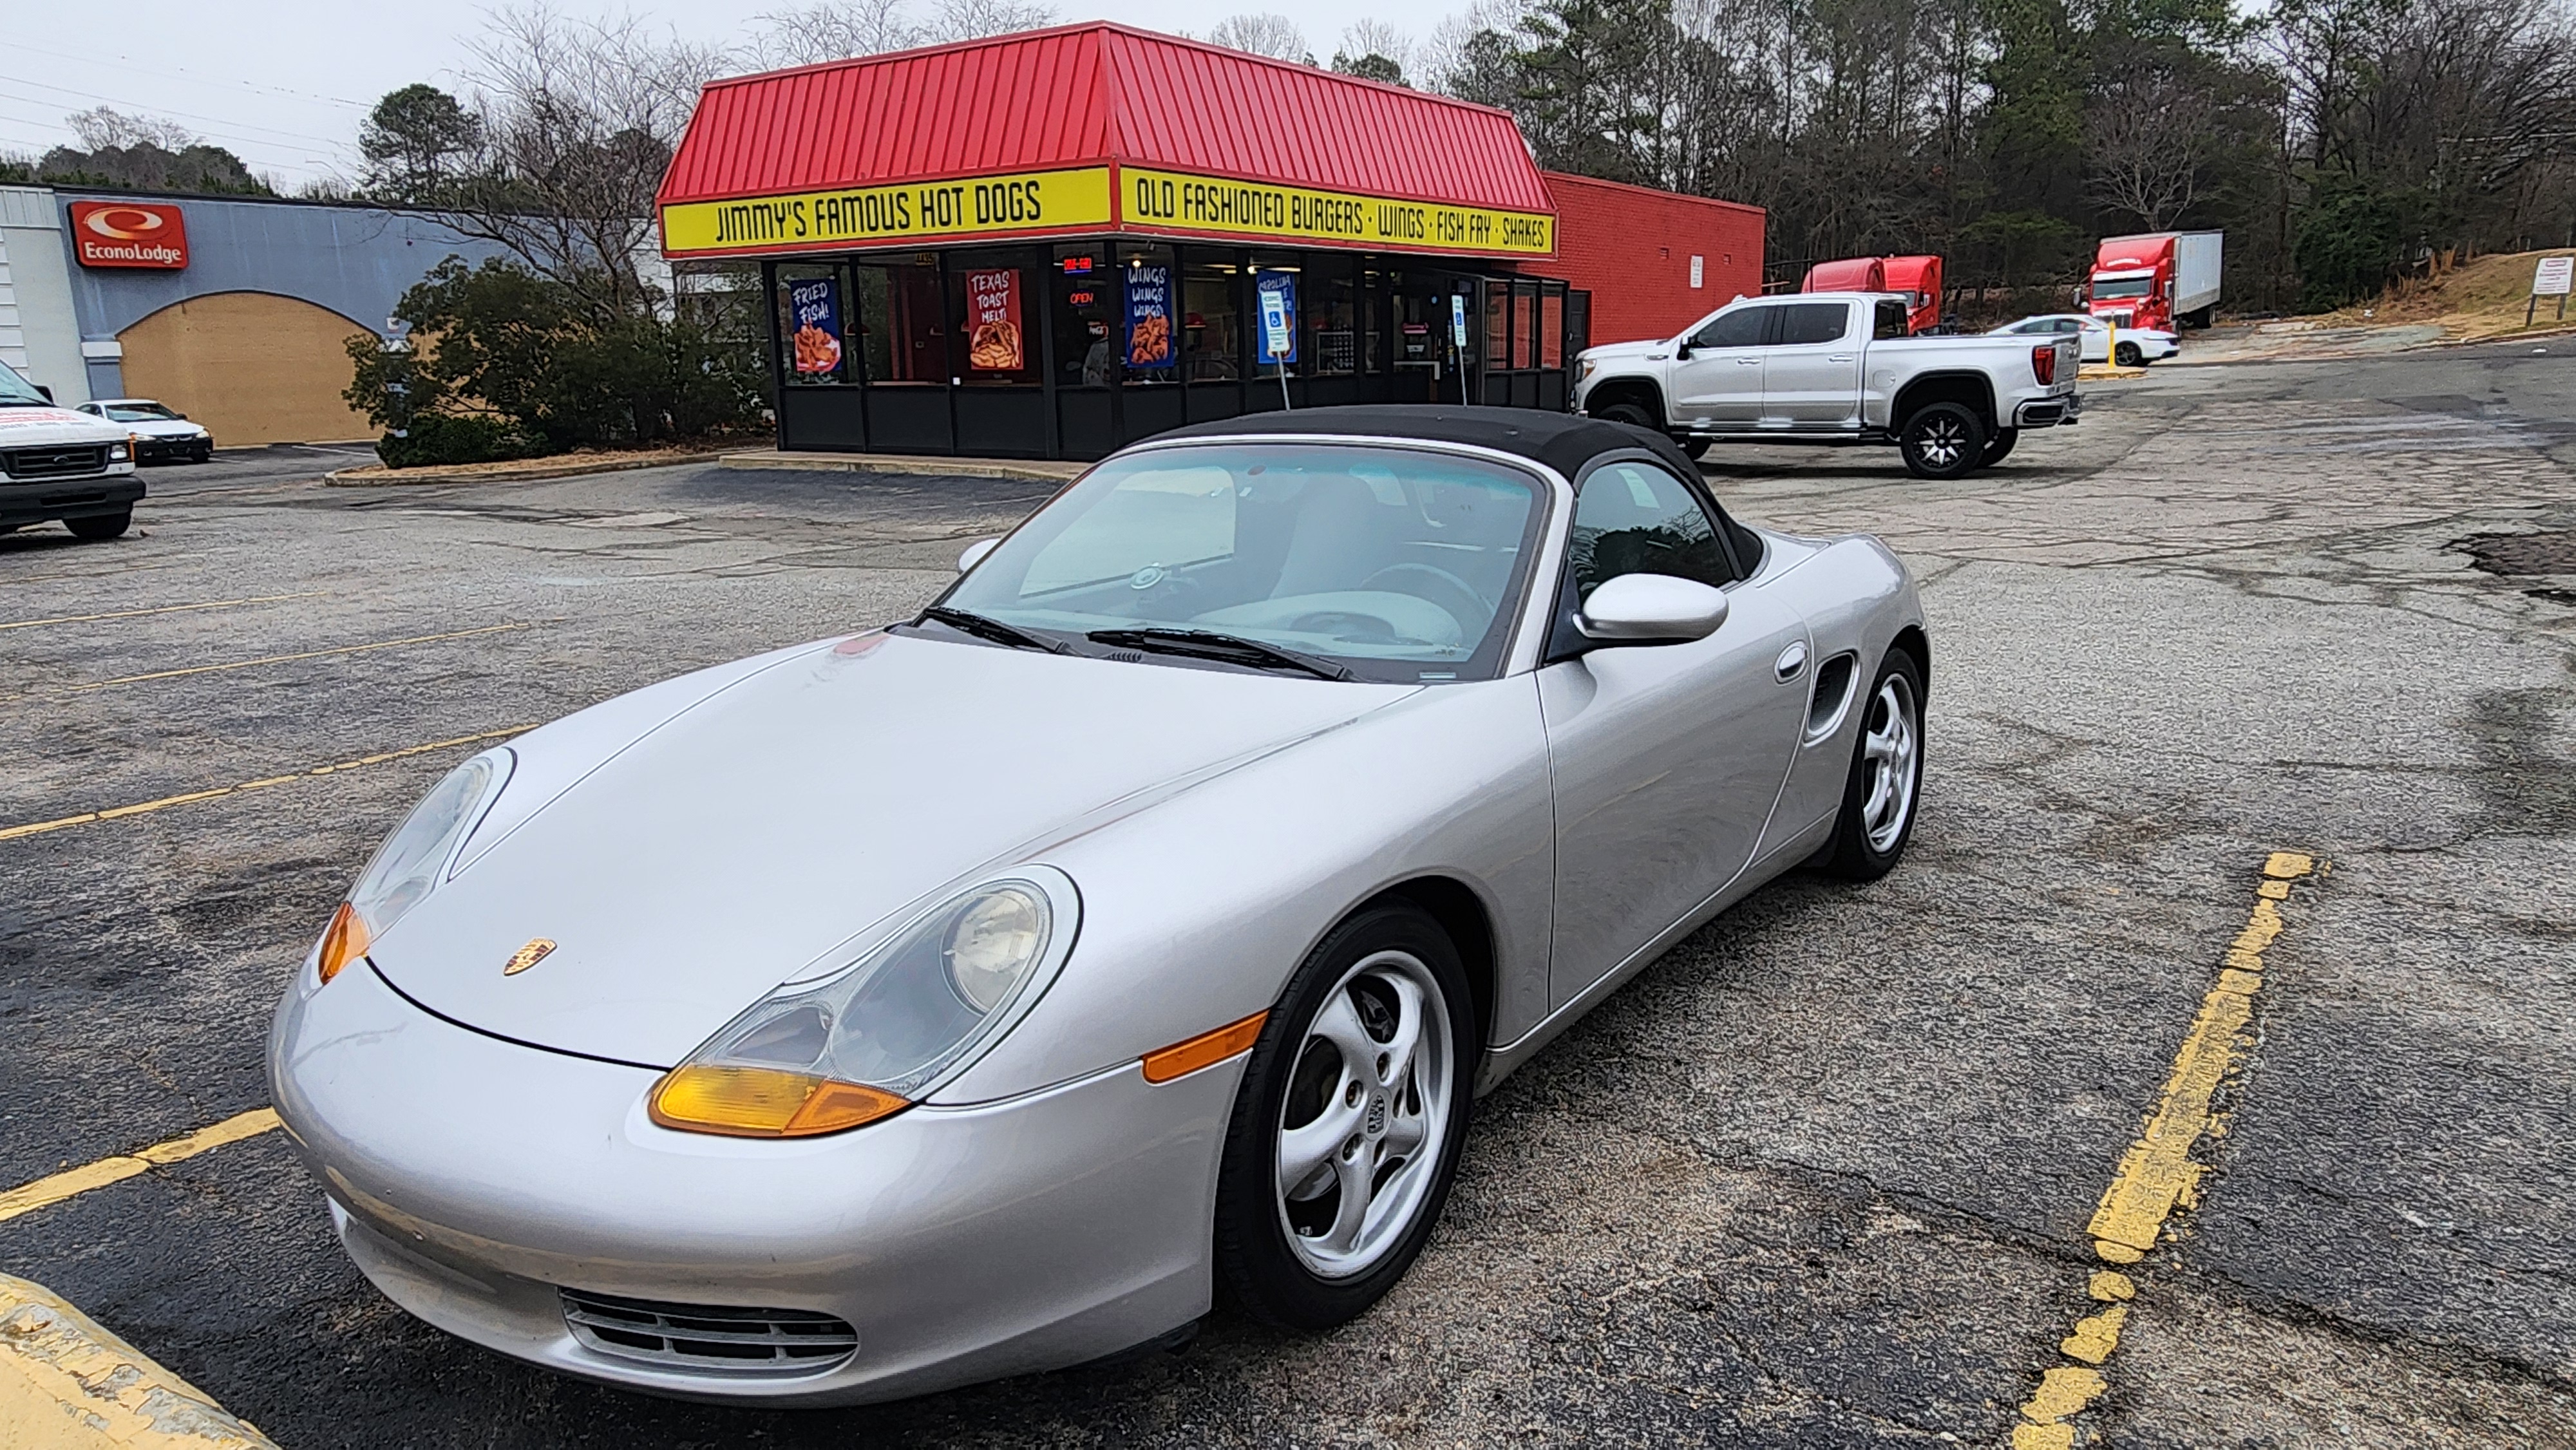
[375,413,540,469]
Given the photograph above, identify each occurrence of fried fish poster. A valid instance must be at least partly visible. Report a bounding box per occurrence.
[966,268,1025,372]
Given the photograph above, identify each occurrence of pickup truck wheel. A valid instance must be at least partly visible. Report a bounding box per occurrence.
[1592,400,1654,429]
[1898,403,1985,480]
[2114,341,2143,368]
[1681,438,1710,460]
[66,509,132,541]
[1980,428,2018,466]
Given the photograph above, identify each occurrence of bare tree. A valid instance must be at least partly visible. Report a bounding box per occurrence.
[1202,14,1311,62]
[439,5,734,319]
[2087,72,2219,228]
[66,107,196,152]
[754,0,1054,66]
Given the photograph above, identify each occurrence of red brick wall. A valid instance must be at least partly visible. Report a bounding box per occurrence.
[1535,171,1766,347]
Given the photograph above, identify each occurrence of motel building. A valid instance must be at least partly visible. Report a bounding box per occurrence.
[660,23,1766,462]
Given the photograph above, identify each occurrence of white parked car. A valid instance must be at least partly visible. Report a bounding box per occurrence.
[76,398,212,463]
[1989,314,2177,367]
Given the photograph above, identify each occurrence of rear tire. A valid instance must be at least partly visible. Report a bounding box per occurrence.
[1819,650,1925,881]
[1214,902,1475,1332]
[1898,402,1985,480]
[66,509,131,541]
[1681,437,1711,460]
[1980,428,2018,467]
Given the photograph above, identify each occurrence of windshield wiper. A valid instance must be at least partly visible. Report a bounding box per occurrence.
[919,605,1072,655]
[1086,626,1352,681]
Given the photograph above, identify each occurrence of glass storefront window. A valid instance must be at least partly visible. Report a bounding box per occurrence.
[1485,285,1511,368]
[1118,243,1179,387]
[951,249,1039,386]
[777,264,851,386]
[1184,254,1242,382]
[1052,244,1116,389]
[1516,283,1539,369]
[851,259,944,385]
[1361,266,1387,375]
[1309,255,1359,377]
[1540,287,1566,368]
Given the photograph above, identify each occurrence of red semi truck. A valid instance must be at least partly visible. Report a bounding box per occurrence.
[1802,255,1944,332]
[2086,232,2222,332]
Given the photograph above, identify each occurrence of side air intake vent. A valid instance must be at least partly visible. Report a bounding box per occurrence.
[1806,653,1859,740]
[561,1288,857,1375]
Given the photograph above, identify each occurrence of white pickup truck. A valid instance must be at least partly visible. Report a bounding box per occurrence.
[1571,292,2083,480]
[0,359,141,540]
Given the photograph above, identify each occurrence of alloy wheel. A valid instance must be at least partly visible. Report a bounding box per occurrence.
[1860,673,1920,852]
[1917,417,1966,469]
[1274,949,1455,1279]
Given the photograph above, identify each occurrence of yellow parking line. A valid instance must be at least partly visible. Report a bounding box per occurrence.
[0,726,534,842]
[44,621,530,694]
[0,590,325,632]
[0,1109,281,1225]
[2011,852,2320,1450]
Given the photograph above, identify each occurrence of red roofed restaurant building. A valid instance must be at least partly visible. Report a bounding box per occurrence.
[658,23,1765,460]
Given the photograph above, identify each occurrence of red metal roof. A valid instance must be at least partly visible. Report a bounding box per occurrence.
[657,23,1552,214]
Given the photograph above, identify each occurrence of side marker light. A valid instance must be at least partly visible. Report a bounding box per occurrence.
[1141,1011,1269,1084]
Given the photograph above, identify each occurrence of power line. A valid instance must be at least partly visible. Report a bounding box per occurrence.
[0,39,375,110]
[0,72,357,149]
[0,96,351,166]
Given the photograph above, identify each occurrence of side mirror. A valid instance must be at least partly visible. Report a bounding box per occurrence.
[1673,339,1695,359]
[957,536,1000,572]
[35,385,53,403]
[1575,573,1729,646]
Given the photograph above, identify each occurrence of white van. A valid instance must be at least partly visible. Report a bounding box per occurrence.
[0,359,142,540]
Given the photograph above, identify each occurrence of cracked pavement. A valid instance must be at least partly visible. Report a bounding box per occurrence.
[3,341,2571,1445]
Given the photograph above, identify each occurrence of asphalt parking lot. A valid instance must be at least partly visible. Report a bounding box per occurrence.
[5,344,2573,1447]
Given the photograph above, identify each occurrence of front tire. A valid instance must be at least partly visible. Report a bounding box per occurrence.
[2114,341,2143,368]
[1681,437,1711,460]
[1819,650,1925,881]
[1214,903,1475,1331]
[1899,403,1985,480]
[66,508,131,541]
[1591,399,1655,430]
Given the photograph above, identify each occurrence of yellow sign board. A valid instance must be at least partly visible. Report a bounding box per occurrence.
[1120,167,1554,256]
[661,167,1115,255]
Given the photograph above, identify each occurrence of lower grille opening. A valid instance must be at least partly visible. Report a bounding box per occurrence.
[560,1288,856,1375]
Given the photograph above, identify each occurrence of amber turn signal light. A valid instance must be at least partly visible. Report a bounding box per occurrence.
[1141,1011,1268,1084]
[317,901,370,984]
[647,1066,908,1138]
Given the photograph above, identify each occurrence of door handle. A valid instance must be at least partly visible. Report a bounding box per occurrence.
[1737,357,1762,365]
[1827,353,1856,362]
[1774,641,1808,681]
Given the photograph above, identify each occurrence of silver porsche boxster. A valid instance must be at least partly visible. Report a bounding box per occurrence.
[269,406,1926,1406]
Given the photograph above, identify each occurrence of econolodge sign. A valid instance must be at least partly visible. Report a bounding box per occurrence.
[70,202,189,269]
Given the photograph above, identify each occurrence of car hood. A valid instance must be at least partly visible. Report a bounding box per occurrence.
[0,407,129,446]
[127,419,205,437]
[369,632,1416,1067]
[1580,338,1671,366]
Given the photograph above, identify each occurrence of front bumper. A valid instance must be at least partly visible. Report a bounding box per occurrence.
[270,959,1238,1406]
[0,470,142,528]
[137,434,209,462]
[2014,391,2085,428]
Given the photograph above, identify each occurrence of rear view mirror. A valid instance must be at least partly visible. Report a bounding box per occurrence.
[957,536,1000,572]
[1575,573,1729,646]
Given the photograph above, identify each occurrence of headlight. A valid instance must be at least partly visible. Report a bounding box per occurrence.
[649,867,1078,1139]
[108,442,131,461]
[314,749,513,985]
[1577,357,1598,382]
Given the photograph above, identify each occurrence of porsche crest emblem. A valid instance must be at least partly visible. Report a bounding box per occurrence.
[502,939,557,976]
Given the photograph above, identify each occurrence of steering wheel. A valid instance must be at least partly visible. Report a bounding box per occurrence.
[1359,563,1488,634]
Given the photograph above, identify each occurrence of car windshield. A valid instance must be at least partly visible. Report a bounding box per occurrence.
[2092,276,2153,299]
[938,442,1547,683]
[0,360,48,407]
[103,403,178,421]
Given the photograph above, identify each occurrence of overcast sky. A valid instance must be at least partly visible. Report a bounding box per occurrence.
[0,1,1468,190]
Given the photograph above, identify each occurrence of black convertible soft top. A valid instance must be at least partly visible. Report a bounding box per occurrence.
[1152,405,1764,574]
[1155,405,1703,486]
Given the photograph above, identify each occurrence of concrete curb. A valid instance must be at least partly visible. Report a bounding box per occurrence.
[323,450,733,487]
[0,1273,278,1448]
[720,449,1084,483]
